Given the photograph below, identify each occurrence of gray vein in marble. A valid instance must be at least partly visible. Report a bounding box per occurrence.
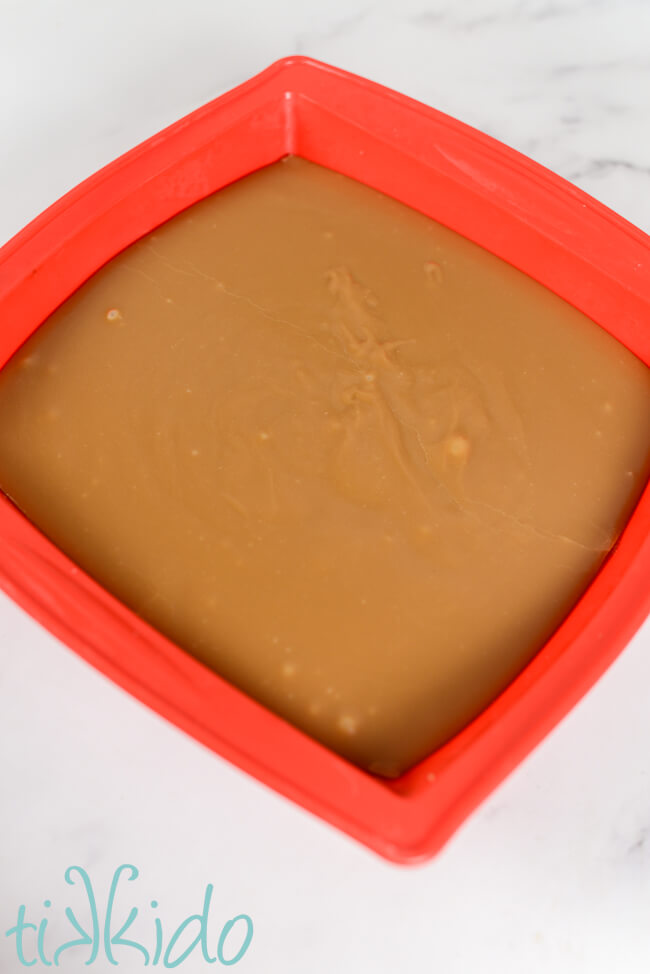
[408,10,446,27]
[295,6,376,54]
[568,157,650,180]
[551,57,650,78]
[407,0,617,31]
[628,826,649,857]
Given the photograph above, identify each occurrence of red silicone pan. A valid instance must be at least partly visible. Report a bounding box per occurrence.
[0,57,649,863]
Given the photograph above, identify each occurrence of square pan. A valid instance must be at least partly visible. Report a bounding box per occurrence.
[1,56,649,863]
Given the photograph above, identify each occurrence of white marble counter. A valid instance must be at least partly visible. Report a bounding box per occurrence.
[1,1,650,971]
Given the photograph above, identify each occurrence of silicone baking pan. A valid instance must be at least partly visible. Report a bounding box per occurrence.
[1,57,649,864]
